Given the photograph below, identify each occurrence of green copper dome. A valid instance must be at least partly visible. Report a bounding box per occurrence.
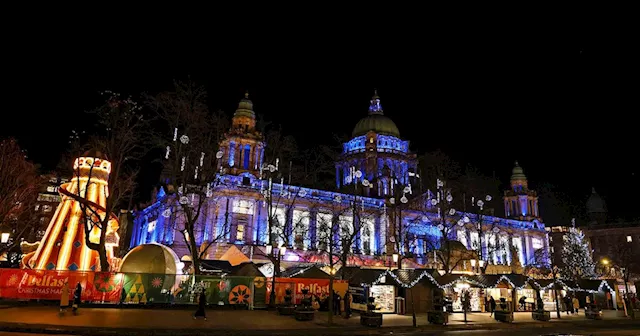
[510,161,527,180]
[352,90,400,138]
[352,114,400,138]
[234,92,255,119]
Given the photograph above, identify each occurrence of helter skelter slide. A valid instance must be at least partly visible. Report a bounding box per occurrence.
[22,151,120,272]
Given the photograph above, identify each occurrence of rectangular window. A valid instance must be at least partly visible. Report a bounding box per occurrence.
[532,237,544,250]
[232,199,254,214]
[316,212,332,250]
[47,186,57,193]
[236,224,244,241]
[627,235,633,243]
[457,229,468,248]
[292,209,310,248]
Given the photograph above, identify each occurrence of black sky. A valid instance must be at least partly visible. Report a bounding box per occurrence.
[2,17,637,222]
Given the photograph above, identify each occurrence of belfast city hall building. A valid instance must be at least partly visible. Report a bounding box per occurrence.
[130,91,550,276]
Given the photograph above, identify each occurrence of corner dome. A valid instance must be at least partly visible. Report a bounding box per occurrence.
[119,243,181,274]
[586,188,607,214]
[510,161,526,180]
[352,114,400,138]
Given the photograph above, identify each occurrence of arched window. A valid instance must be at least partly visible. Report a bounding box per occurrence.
[243,145,251,169]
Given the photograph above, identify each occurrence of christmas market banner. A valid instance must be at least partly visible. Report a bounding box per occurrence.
[266,277,348,305]
[0,269,123,302]
[0,269,256,305]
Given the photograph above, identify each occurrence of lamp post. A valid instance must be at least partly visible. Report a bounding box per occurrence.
[621,235,635,319]
[260,158,283,308]
[344,166,365,255]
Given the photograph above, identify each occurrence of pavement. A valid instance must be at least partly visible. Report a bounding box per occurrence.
[0,306,637,335]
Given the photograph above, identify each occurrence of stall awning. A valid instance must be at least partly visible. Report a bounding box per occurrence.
[281,264,330,279]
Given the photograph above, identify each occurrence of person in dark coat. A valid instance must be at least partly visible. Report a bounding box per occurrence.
[193,291,207,320]
[333,291,341,315]
[489,296,497,316]
[72,283,82,314]
[343,292,352,318]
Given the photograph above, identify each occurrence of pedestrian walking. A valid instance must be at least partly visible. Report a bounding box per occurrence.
[72,283,82,315]
[59,282,70,314]
[193,291,207,320]
[572,297,579,314]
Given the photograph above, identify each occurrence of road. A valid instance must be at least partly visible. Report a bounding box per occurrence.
[2,328,639,336]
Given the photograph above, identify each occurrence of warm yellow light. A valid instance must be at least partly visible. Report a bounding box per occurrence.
[601,259,609,265]
[456,282,470,289]
[392,253,399,263]
[0,233,9,243]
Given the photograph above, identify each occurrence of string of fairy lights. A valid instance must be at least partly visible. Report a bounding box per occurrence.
[361,269,615,294]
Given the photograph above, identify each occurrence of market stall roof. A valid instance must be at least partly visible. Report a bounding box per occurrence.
[200,260,233,273]
[230,262,265,277]
[346,268,388,286]
[576,279,616,293]
[281,264,330,279]
[393,269,440,287]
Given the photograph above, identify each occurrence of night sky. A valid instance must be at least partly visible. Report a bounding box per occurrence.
[3,21,637,223]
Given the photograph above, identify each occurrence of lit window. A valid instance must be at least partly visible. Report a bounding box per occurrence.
[627,235,633,243]
[236,225,244,241]
[532,237,544,249]
[147,220,156,233]
[232,199,254,214]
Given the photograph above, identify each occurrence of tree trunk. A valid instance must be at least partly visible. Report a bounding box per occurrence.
[328,274,334,325]
[269,256,279,308]
[188,230,201,275]
[98,246,109,272]
[410,287,417,327]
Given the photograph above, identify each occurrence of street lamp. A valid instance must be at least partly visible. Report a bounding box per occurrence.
[392,253,399,264]
[279,245,287,256]
[265,244,273,255]
[0,233,9,244]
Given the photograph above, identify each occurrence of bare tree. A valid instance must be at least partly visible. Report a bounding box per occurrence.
[610,238,638,319]
[0,138,45,256]
[147,80,229,274]
[419,179,474,275]
[315,193,352,325]
[69,91,146,271]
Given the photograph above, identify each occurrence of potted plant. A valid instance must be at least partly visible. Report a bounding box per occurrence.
[294,288,315,321]
[277,288,296,315]
[360,296,383,327]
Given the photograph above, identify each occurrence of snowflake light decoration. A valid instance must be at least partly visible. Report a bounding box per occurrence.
[298,189,307,197]
[216,151,224,159]
[180,135,189,144]
[362,179,370,187]
[179,196,189,205]
[162,209,172,218]
[431,199,438,206]
[485,195,492,202]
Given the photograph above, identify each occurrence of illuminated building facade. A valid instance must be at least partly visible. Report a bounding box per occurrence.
[131,92,550,271]
[31,174,69,241]
[22,152,121,271]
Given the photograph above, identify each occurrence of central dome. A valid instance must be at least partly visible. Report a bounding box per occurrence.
[352,114,400,138]
[352,90,400,138]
